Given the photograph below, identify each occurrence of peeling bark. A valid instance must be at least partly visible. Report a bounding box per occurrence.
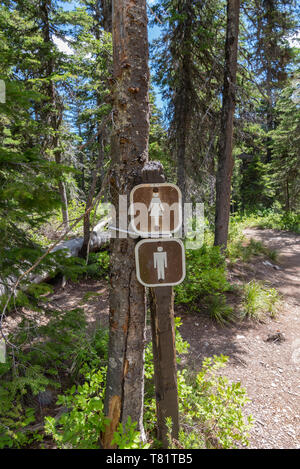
[150,286,179,447]
[103,0,150,447]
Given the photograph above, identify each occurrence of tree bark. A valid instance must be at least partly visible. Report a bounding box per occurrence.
[264,0,275,164]
[58,179,70,230]
[214,0,240,250]
[101,0,112,33]
[103,0,150,448]
[150,281,179,448]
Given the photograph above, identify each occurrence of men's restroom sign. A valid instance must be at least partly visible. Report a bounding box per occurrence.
[130,183,182,236]
[135,239,185,287]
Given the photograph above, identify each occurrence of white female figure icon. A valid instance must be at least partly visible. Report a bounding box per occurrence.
[153,246,167,281]
[148,191,164,229]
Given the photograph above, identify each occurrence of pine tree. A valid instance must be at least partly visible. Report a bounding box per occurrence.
[151,0,224,203]
[271,78,300,211]
[0,3,61,290]
[245,0,297,162]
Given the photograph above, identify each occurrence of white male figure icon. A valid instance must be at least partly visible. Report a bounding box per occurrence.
[148,192,164,229]
[153,246,167,281]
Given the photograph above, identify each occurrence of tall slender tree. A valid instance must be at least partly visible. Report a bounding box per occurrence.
[103,0,150,448]
[100,0,112,32]
[214,0,240,249]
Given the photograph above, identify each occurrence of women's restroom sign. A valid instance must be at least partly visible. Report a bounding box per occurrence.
[135,239,185,287]
[130,183,182,236]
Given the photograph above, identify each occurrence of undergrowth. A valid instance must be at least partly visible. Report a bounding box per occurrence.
[175,245,234,324]
[242,280,281,320]
[0,310,252,449]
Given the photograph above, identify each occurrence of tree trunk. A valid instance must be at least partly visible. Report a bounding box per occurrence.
[79,136,105,258]
[214,0,240,250]
[173,0,193,206]
[102,0,150,448]
[58,180,69,230]
[264,0,275,164]
[285,178,290,212]
[101,0,112,32]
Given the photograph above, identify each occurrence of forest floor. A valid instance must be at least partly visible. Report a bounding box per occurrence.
[5,228,299,449]
[44,227,300,449]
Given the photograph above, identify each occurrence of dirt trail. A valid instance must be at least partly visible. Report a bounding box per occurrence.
[180,228,300,449]
[244,228,300,302]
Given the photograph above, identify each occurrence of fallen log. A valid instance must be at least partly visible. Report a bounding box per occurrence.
[0,218,111,299]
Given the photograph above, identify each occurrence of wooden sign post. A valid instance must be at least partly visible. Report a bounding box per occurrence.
[132,161,185,447]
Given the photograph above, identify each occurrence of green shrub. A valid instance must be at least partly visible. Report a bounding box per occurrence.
[51,200,106,234]
[228,237,277,263]
[242,280,281,320]
[256,210,300,233]
[175,245,233,323]
[86,251,110,279]
[179,355,253,449]
[230,209,300,234]
[1,309,252,450]
[227,216,278,263]
[44,368,149,449]
[144,322,252,449]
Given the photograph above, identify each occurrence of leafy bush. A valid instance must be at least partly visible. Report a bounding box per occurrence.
[1,305,252,450]
[45,368,149,450]
[230,209,300,234]
[44,369,108,449]
[175,245,233,323]
[177,355,253,449]
[227,216,278,263]
[256,210,300,233]
[52,200,106,234]
[86,251,110,280]
[144,321,253,449]
[228,237,277,264]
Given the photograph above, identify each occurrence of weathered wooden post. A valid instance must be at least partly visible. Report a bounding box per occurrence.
[138,161,182,447]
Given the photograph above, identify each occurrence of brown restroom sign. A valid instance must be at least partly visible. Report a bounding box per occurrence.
[130,183,182,236]
[135,238,185,287]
